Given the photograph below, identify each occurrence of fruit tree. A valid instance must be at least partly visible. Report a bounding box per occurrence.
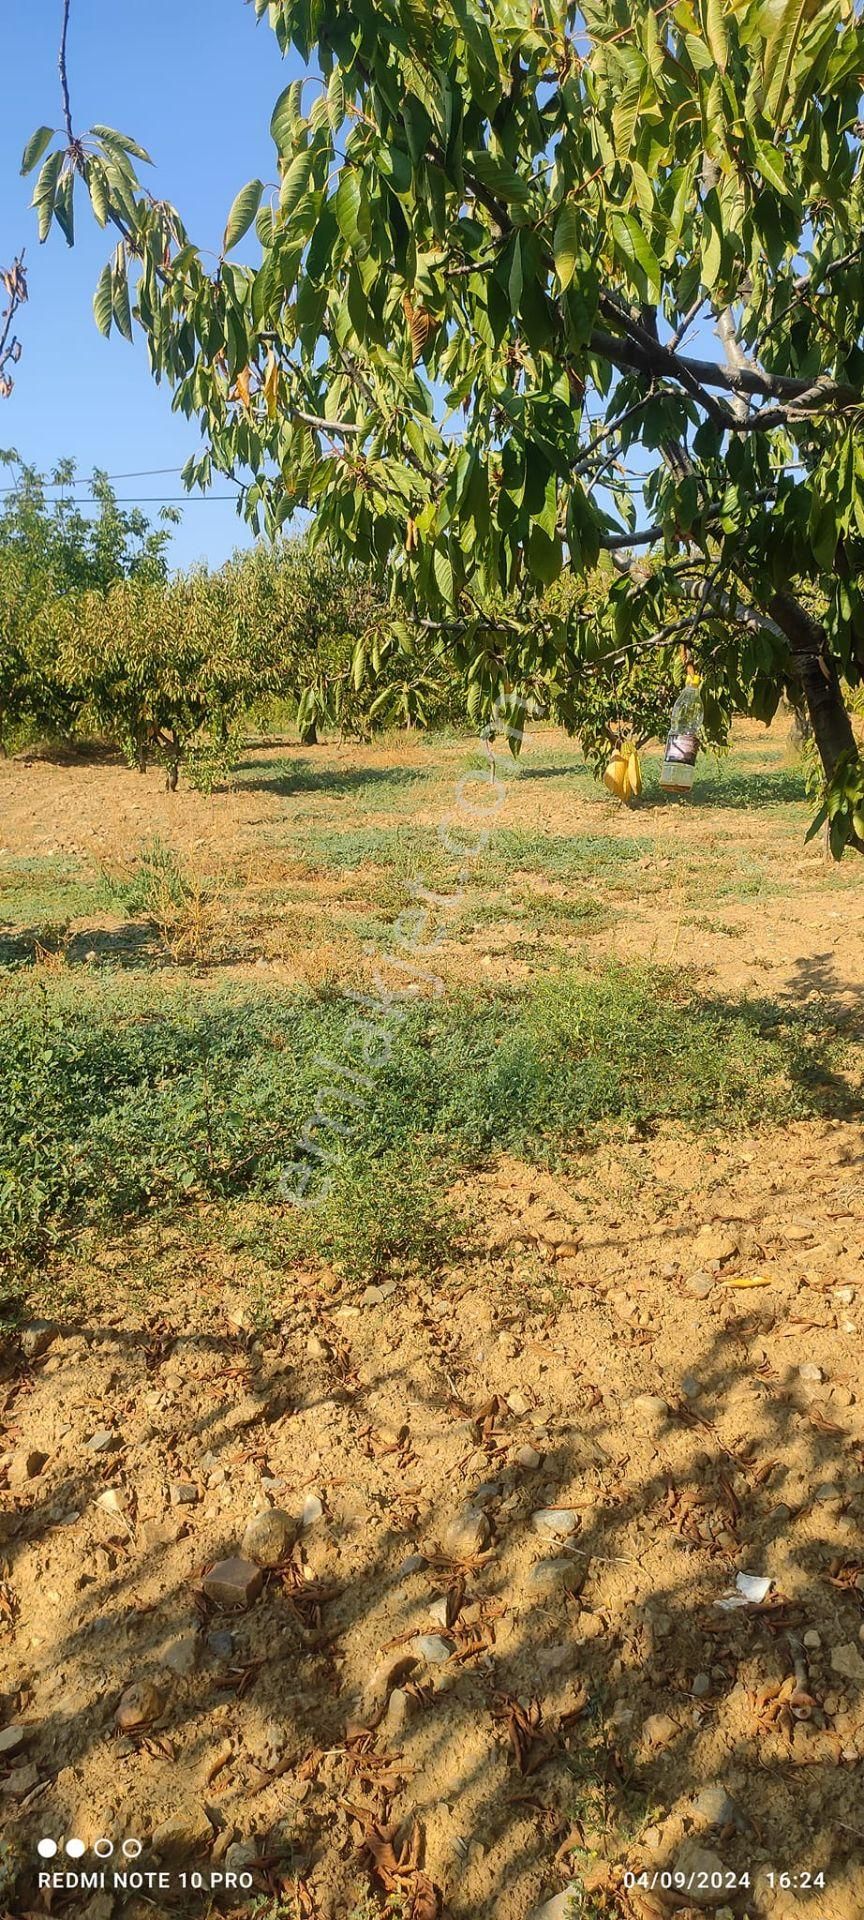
[23,0,864,850]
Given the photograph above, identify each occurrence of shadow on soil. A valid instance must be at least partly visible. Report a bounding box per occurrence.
[1,1258,863,1918]
[236,757,431,799]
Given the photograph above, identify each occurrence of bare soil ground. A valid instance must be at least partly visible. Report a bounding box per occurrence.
[1,721,863,1920]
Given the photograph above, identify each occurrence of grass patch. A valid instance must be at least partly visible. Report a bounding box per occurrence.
[0,965,855,1288]
[0,856,116,939]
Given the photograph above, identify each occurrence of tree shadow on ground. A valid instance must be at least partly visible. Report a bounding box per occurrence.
[0,922,162,972]
[2,1238,864,1920]
[236,757,431,799]
[684,767,808,810]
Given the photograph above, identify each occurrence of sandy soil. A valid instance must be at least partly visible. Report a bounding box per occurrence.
[1,725,863,1920]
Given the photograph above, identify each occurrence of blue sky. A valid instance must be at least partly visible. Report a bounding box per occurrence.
[1,1,303,570]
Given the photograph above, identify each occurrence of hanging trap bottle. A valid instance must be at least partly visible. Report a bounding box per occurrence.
[660,681,704,793]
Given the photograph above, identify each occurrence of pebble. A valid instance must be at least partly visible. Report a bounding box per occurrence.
[385,1687,418,1740]
[363,1653,418,1719]
[140,1516,186,1550]
[536,1643,571,1673]
[680,1373,700,1399]
[690,1785,742,1831]
[831,1641,864,1682]
[19,1319,55,1360]
[507,1389,531,1415]
[514,1443,542,1470]
[798,1363,823,1384]
[86,1428,120,1454]
[3,1762,39,1800]
[160,1633,199,1677]
[835,1286,855,1305]
[803,1629,821,1650]
[95,1488,130,1518]
[8,1448,48,1486]
[692,1672,712,1697]
[202,1557,264,1610]
[0,1726,27,1757]
[531,1507,579,1541]
[674,1840,728,1907]
[631,1393,668,1434]
[531,1886,583,1920]
[206,1629,235,1660]
[152,1805,213,1859]
[361,1280,397,1304]
[306,1334,328,1360]
[224,1841,259,1872]
[526,1557,585,1597]
[411,1634,453,1664]
[169,1481,199,1506]
[574,1610,604,1642]
[693,1229,738,1264]
[444,1507,490,1557]
[429,1597,451,1628]
[642,1712,678,1749]
[687,1271,715,1299]
[471,1480,502,1509]
[397,1552,427,1576]
[815,1482,841,1504]
[242,1508,298,1568]
[301,1492,323,1528]
[115,1680,165,1731]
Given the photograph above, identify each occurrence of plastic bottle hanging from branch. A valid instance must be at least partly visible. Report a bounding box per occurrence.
[660,676,704,794]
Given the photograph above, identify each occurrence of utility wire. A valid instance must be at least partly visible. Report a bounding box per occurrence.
[0,490,240,504]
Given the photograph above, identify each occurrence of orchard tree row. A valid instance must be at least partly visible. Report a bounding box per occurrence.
[19,0,864,849]
[0,456,697,791]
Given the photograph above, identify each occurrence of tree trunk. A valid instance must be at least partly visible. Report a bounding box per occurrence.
[767,590,857,780]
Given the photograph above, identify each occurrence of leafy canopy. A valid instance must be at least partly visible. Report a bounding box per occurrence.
[23,0,864,844]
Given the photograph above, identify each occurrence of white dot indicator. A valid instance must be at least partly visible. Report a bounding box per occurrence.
[65,1839,86,1859]
[37,1839,58,1859]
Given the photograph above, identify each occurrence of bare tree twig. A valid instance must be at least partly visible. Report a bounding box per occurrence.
[59,0,75,145]
[0,254,28,398]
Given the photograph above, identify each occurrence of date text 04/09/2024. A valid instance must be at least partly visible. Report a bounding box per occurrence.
[624,1870,828,1893]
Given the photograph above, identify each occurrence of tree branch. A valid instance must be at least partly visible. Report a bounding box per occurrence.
[59,0,75,145]
[588,328,859,417]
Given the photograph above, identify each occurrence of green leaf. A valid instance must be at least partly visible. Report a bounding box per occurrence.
[54,170,75,247]
[467,150,533,207]
[91,126,154,164]
[327,67,345,131]
[32,150,63,242]
[93,260,113,337]
[763,0,819,121]
[750,139,789,196]
[87,160,110,227]
[280,150,314,221]
[553,203,578,290]
[700,189,724,290]
[612,86,641,162]
[21,126,55,177]
[223,179,264,254]
[271,81,302,156]
[805,801,828,843]
[32,148,63,206]
[703,0,728,72]
[433,546,455,605]
[334,170,362,244]
[611,212,661,300]
[527,523,563,585]
[112,262,133,341]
